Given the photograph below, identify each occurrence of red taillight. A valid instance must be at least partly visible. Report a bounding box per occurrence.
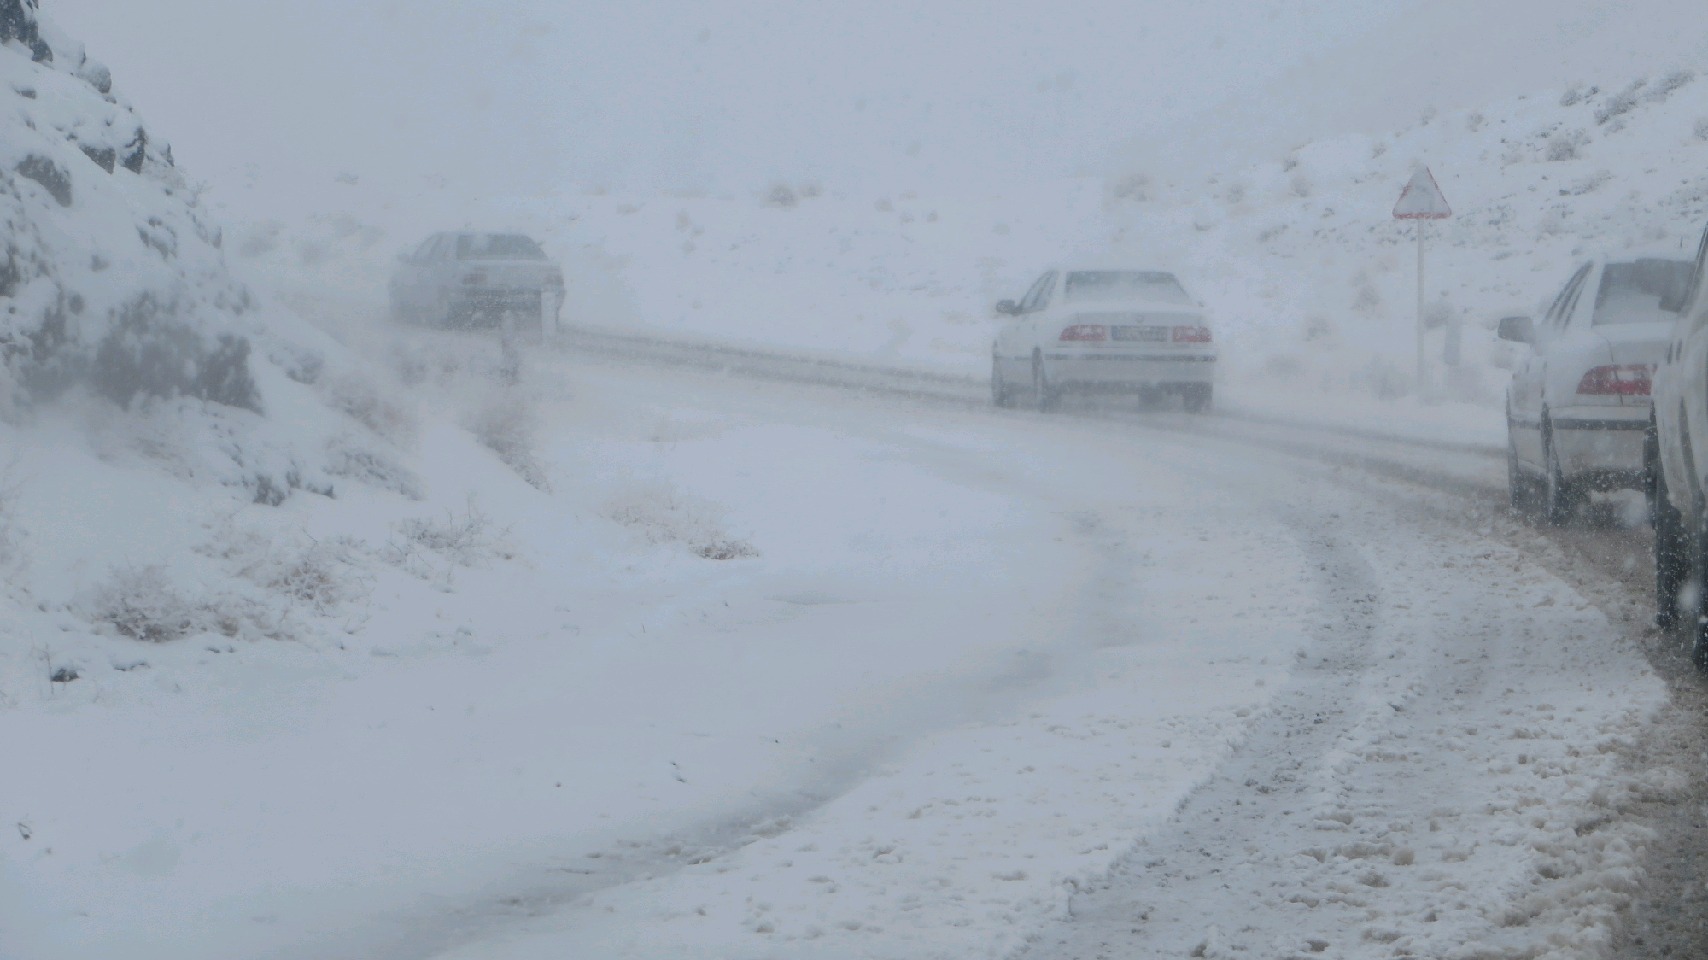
[1577,364,1652,396]
[1059,324,1109,342]
[1172,325,1212,343]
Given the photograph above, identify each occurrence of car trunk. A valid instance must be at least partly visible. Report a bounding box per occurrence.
[1594,319,1675,407]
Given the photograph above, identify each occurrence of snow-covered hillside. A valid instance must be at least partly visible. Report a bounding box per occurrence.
[227,58,1708,444]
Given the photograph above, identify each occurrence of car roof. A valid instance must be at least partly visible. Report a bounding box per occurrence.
[1594,247,1693,265]
[1048,264,1183,277]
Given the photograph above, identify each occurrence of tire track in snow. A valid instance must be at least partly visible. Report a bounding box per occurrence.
[1017,489,1667,960]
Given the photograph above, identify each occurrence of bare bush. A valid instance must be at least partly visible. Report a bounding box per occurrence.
[1351,274,1383,318]
[202,523,371,614]
[1595,80,1646,125]
[325,434,422,499]
[387,499,513,576]
[1545,128,1587,162]
[468,390,549,491]
[1647,70,1695,103]
[765,182,800,208]
[605,482,757,561]
[1108,172,1152,203]
[325,372,416,445]
[89,565,217,643]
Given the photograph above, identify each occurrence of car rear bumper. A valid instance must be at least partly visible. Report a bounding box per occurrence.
[1045,352,1215,390]
[1552,405,1649,489]
[450,286,564,325]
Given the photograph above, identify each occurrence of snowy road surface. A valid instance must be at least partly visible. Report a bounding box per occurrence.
[2,338,1676,960]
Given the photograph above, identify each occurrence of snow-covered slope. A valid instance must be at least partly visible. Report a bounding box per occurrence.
[230,56,1708,445]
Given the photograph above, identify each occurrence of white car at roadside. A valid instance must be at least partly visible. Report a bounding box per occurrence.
[1499,251,1691,524]
[1652,225,1708,668]
[990,267,1216,412]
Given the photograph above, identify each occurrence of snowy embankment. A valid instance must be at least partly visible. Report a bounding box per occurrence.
[6,340,1670,960]
[230,62,1708,449]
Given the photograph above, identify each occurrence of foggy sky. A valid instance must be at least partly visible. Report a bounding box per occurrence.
[43,0,1708,221]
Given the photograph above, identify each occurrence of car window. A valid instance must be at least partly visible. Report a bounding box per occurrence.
[457,233,548,261]
[426,235,453,261]
[1063,271,1192,304]
[1032,273,1058,312]
[1017,272,1053,313]
[411,237,437,261]
[1593,259,1692,325]
[1547,263,1592,331]
[1687,226,1708,331]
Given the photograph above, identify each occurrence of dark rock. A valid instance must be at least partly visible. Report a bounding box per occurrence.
[78,141,116,173]
[16,153,71,206]
[50,666,78,683]
[93,294,262,412]
[121,127,146,174]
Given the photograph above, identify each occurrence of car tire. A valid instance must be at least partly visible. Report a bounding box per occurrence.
[991,356,1015,408]
[1506,418,1532,515]
[1651,423,1690,630]
[1541,419,1579,526]
[1032,353,1059,413]
[1182,384,1213,414]
[1690,509,1708,674]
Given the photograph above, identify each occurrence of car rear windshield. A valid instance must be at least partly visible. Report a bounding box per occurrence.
[457,234,547,260]
[1064,271,1192,304]
[1593,258,1692,324]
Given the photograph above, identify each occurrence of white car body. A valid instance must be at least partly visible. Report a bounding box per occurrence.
[1501,251,1690,522]
[990,267,1216,412]
[1652,227,1708,664]
[390,231,566,332]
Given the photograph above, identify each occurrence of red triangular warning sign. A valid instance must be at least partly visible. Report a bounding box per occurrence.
[1393,167,1452,220]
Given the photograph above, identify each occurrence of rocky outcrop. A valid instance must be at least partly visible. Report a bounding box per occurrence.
[0,0,258,412]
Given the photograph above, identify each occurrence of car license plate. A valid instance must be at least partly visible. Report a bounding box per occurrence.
[1113,326,1167,342]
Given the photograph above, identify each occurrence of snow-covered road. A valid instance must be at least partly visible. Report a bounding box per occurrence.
[1,335,1678,960]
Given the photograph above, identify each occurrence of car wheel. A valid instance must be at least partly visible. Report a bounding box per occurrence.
[1654,462,1690,630]
[1506,417,1532,515]
[1182,384,1213,414]
[1651,423,1690,630]
[1541,420,1579,526]
[1032,353,1059,412]
[991,356,1014,408]
[1689,509,1708,674]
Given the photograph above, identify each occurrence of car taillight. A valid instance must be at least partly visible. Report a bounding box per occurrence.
[1577,364,1652,396]
[1172,325,1212,343]
[1059,324,1109,342]
[462,271,487,285]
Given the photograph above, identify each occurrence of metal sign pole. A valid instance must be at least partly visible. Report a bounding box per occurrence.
[1392,166,1451,399]
[1416,220,1426,392]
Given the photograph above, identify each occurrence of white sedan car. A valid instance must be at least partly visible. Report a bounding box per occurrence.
[389,231,566,332]
[991,268,1216,412]
[1500,252,1691,523]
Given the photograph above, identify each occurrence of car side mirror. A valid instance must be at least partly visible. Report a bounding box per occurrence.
[1497,315,1535,344]
[995,299,1020,316]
